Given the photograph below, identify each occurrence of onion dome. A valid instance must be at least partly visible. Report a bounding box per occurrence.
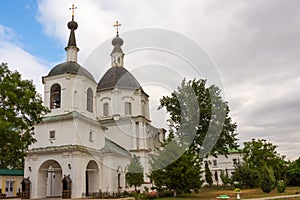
[47,61,95,82]
[45,6,95,82]
[112,35,123,46]
[97,67,141,91]
[66,20,78,47]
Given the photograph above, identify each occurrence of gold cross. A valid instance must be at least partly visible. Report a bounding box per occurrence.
[114,20,121,35]
[69,4,77,20]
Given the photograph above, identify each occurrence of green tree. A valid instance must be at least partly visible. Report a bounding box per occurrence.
[241,139,287,181]
[0,63,49,169]
[286,157,300,186]
[220,168,231,186]
[159,79,238,158]
[126,155,144,191]
[150,138,202,196]
[259,165,276,193]
[204,161,213,186]
[231,162,260,188]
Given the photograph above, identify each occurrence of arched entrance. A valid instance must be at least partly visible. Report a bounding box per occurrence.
[37,160,62,198]
[85,160,99,196]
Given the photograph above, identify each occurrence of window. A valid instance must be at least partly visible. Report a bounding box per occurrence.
[5,181,14,192]
[125,102,132,115]
[136,122,139,149]
[141,101,146,116]
[213,160,217,167]
[233,158,238,166]
[87,88,93,113]
[89,131,93,142]
[49,130,55,139]
[117,173,121,188]
[103,103,109,116]
[50,84,61,109]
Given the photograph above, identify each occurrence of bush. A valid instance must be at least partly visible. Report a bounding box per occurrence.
[157,189,174,198]
[260,166,276,193]
[276,180,286,193]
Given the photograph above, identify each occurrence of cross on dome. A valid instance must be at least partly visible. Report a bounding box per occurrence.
[113,20,121,35]
[69,4,77,20]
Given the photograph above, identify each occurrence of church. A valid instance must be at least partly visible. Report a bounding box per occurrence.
[24,10,165,199]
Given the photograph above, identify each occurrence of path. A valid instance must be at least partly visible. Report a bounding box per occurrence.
[246,194,300,199]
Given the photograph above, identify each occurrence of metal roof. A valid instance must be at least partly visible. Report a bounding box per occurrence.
[0,169,24,176]
[46,61,95,82]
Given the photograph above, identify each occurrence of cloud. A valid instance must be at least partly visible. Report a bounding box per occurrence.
[35,0,300,159]
[0,24,49,94]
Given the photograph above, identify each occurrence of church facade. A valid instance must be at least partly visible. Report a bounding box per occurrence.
[24,15,164,199]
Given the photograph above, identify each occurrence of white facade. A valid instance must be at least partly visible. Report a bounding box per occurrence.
[24,17,164,199]
[202,150,242,186]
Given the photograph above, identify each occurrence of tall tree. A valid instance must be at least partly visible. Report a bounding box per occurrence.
[0,63,49,169]
[204,161,213,186]
[159,79,238,158]
[286,157,300,186]
[241,139,287,181]
[259,165,276,193]
[126,155,144,191]
[150,137,202,196]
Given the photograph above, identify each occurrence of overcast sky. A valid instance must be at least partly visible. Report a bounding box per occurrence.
[0,0,299,160]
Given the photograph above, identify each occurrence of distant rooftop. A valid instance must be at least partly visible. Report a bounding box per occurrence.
[0,169,24,176]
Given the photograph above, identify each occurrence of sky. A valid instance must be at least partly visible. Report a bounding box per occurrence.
[0,0,299,160]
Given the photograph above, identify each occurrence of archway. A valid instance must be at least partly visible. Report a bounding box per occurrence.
[37,160,62,198]
[85,160,99,196]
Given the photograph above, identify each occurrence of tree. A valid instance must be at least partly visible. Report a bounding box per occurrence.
[204,161,213,186]
[220,168,231,186]
[286,157,300,186]
[0,63,49,169]
[150,138,202,196]
[159,79,238,158]
[259,165,276,193]
[126,155,144,191]
[241,139,287,181]
[231,162,260,188]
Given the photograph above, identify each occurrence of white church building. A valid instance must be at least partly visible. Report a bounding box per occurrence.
[24,14,165,199]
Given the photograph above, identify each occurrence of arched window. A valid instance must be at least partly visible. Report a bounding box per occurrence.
[117,173,121,188]
[141,101,146,116]
[125,102,132,115]
[50,84,61,109]
[87,88,93,113]
[103,103,109,116]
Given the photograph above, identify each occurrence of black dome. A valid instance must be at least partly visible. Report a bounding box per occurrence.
[47,61,95,82]
[97,67,141,91]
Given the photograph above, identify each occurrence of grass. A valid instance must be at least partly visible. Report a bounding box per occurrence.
[154,187,300,200]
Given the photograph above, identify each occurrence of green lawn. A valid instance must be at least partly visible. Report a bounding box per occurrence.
[154,187,300,200]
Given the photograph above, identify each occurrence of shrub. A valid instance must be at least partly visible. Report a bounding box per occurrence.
[260,165,276,193]
[277,180,286,193]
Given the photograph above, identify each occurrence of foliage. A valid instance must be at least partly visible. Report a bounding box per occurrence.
[126,155,144,191]
[286,157,300,186]
[259,165,276,193]
[231,162,260,188]
[150,138,203,196]
[204,161,213,186]
[276,180,286,193]
[159,79,238,158]
[0,63,49,169]
[220,168,231,186]
[241,139,287,181]
[150,78,238,194]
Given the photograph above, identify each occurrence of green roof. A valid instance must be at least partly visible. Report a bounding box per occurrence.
[0,169,24,176]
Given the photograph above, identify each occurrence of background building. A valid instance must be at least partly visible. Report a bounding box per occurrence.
[0,169,23,198]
